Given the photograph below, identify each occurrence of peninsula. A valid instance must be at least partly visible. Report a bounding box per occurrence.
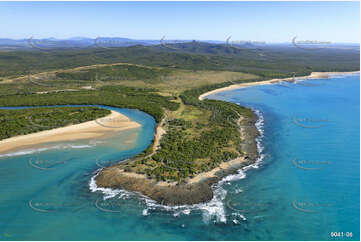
[94,70,359,205]
[0,43,358,205]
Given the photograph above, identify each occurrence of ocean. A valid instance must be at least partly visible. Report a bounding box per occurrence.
[0,74,359,240]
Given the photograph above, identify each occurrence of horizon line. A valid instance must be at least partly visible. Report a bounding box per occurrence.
[1,37,360,45]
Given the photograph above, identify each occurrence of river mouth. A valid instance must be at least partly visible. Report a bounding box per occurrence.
[0,105,154,154]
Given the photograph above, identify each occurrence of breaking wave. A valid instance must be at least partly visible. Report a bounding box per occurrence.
[0,142,102,158]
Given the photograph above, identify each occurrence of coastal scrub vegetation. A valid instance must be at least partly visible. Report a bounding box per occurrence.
[55,64,172,83]
[119,84,256,182]
[0,86,179,122]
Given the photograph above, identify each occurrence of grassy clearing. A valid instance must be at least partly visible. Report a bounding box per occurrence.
[1,64,258,96]
[102,69,258,93]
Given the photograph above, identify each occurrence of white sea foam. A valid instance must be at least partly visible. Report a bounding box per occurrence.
[89,172,131,200]
[232,212,247,221]
[0,143,95,158]
[232,212,247,225]
[0,148,48,158]
[142,209,149,216]
[234,188,243,194]
[89,108,266,224]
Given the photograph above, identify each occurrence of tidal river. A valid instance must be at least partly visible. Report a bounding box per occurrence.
[0,75,359,240]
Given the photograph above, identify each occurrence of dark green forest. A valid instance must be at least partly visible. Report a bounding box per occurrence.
[0,86,179,122]
[0,42,359,78]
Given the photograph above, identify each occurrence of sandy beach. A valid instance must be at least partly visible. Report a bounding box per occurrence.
[0,111,141,154]
[199,71,360,100]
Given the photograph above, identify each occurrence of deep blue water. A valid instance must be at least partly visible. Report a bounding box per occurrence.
[0,75,359,240]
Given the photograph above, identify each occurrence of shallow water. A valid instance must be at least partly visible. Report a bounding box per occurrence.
[0,75,359,240]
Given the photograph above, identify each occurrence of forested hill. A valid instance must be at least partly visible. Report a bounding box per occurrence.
[0,42,359,79]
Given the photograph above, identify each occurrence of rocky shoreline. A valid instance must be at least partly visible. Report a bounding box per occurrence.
[94,111,260,205]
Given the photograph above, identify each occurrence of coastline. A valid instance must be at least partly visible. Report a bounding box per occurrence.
[199,71,360,100]
[94,70,359,206]
[0,111,141,154]
[95,108,260,205]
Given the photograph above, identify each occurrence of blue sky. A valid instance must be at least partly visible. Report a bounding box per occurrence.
[0,1,359,43]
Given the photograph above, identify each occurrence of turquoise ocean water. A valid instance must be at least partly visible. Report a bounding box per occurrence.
[0,75,359,240]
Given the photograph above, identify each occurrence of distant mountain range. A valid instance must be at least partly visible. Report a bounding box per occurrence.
[0,37,188,49]
[0,37,359,51]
